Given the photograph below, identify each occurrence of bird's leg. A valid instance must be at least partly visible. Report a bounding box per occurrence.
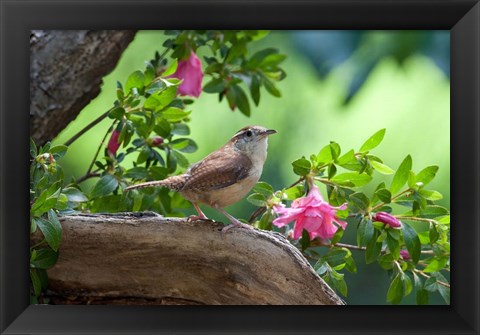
[188,202,209,221]
[213,205,253,233]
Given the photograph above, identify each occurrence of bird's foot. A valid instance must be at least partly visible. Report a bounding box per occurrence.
[221,220,253,233]
[187,214,209,222]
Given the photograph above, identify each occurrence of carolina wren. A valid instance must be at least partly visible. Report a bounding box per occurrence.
[125,125,277,232]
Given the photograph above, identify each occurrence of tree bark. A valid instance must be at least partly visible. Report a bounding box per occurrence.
[39,212,344,305]
[30,30,136,145]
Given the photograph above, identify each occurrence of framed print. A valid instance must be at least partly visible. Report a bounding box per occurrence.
[1,0,479,334]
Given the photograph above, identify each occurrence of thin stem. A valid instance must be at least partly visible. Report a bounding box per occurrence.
[64,109,112,147]
[76,172,101,184]
[396,216,435,224]
[413,269,450,288]
[314,177,336,186]
[75,121,115,184]
[30,238,46,250]
[371,188,412,211]
[333,242,366,252]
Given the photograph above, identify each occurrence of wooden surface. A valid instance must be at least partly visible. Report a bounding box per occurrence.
[43,212,343,305]
[30,30,136,145]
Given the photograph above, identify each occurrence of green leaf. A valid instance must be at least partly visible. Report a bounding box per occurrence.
[403,273,413,296]
[429,222,440,244]
[248,48,279,68]
[203,78,225,93]
[171,123,190,136]
[415,166,439,186]
[35,215,61,252]
[416,289,429,305]
[300,229,310,251]
[170,138,198,153]
[173,150,189,168]
[250,75,260,106]
[359,129,386,153]
[124,167,149,179]
[62,187,88,203]
[437,283,450,304]
[253,182,274,197]
[49,144,68,159]
[349,192,370,211]
[91,174,118,198]
[423,258,448,273]
[90,195,122,213]
[292,157,311,176]
[162,59,178,77]
[247,193,266,207]
[258,211,272,230]
[329,142,341,160]
[136,146,151,165]
[366,231,382,264]
[30,138,38,157]
[30,270,42,297]
[284,185,304,200]
[375,188,392,203]
[386,233,400,259]
[263,77,281,97]
[31,248,58,269]
[418,189,443,201]
[390,155,412,195]
[332,274,348,296]
[331,227,344,245]
[125,70,145,93]
[331,173,372,187]
[387,273,404,304]
[166,149,177,173]
[357,218,374,247]
[144,86,178,111]
[317,144,333,164]
[378,254,395,270]
[371,160,394,175]
[161,107,191,122]
[344,255,357,273]
[231,85,250,117]
[322,249,349,267]
[328,163,337,179]
[337,150,361,171]
[108,107,125,120]
[402,222,421,264]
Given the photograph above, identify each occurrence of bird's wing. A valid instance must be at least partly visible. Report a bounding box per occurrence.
[182,146,252,192]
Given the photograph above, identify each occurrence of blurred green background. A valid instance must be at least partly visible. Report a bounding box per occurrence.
[53,30,450,305]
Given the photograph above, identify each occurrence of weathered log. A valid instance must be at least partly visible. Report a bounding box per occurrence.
[30,30,136,145]
[42,212,344,305]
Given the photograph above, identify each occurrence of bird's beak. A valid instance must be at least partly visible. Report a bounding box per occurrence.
[263,129,277,136]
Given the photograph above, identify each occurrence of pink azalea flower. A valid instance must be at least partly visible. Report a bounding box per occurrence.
[107,130,121,157]
[272,185,347,240]
[167,51,203,97]
[400,249,411,260]
[373,212,402,228]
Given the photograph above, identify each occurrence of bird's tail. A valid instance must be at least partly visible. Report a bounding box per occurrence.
[124,175,186,192]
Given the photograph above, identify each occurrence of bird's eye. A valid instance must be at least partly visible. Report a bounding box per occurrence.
[246,130,253,137]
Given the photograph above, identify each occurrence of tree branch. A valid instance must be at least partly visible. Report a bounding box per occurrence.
[30,30,136,145]
[34,212,344,305]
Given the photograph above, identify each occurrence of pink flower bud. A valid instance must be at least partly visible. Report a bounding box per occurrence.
[107,130,121,156]
[400,249,411,260]
[373,212,402,228]
[167,50,203,97]
[149,136,164,147]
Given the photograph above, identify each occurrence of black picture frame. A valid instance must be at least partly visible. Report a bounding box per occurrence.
[1,0,478,334]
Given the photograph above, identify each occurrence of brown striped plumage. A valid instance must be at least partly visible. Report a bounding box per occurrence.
[125,126,276,232]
